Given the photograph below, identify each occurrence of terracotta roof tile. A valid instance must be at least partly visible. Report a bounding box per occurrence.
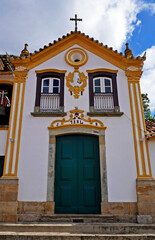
[10,31,145,60]
[145,119,155,136]
[0,55,14,72]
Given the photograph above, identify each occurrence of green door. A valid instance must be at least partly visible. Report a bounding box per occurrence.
[55,135,101,214]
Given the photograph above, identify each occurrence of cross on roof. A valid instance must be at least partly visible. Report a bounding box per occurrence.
[70,14,82,31]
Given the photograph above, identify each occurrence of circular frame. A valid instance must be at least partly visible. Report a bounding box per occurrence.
[65,48,88,67]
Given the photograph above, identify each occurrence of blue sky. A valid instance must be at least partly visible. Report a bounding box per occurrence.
[0,0,155,114]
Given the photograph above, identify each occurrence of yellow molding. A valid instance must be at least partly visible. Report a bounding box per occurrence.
[14,82,26,176]
[14,69,28,83]
[0,127,8,130]
[8,83,21,174]
[35,69,67,74]
[133,83,146,176]
[0,80,13,85]
[137,83,146,131]
[137,176,153,179]
[0,72,13,75]
[49,109,106,130]
[86,69,118,73]
[125,70,143,81]
[145,139,152,177]
[65,47,88,67]
[10,32,144,71]
[128,82,140,176]
[3,82,16,176]
[49,124,106,130]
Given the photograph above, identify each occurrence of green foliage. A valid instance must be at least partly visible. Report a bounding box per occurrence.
[141,93,154,119]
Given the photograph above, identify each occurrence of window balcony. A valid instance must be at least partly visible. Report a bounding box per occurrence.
[94,93,114,112]
[40,93,60,112]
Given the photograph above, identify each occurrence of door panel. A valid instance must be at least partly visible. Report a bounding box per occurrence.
[55,135,101,213]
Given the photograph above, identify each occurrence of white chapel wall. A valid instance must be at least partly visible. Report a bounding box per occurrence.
[18,44,137,202]
[148,140,155,178]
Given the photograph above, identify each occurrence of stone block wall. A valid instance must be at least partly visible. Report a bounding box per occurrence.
[0,178,18,222]
[101,202,137,222]
[18,202,54,222]
[136,179,155,223]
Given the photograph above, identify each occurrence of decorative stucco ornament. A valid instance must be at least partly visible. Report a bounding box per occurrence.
[15,66,27,71]
[66,70,87,99]
[49,108,106,130]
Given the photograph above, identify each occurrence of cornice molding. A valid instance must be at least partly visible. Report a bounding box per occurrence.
[10,32,144,71]
[14,69,28,83]
[125,70,143,82]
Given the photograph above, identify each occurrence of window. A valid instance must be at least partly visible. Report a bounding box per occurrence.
[93,77,113,93]
[0,156,4,177]
[0,84,12,126]
[35,72,65,113]
[41,78,60,94]
[89,71,119,112]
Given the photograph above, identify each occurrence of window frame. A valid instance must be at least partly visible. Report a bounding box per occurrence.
[35,72,65,112]
[93,77,113,93]
[88,71,119,112]
[41,77,60,94]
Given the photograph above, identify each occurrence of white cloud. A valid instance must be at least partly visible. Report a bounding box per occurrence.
[0,0,155,54]
[73,0,142,51]
[141,46,155,112]
[136,19,141,26]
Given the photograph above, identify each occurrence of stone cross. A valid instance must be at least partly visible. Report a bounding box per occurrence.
[70,14,82,31]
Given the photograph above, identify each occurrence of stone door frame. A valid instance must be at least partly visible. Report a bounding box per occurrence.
[47,127,108,214]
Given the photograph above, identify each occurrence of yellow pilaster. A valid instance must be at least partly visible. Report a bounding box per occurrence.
[126,69,152,179]
[3,68,28,178]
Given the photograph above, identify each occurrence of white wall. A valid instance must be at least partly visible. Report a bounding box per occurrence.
[0,130,8,156]
[18,44,137,202]
[148,139,155,179]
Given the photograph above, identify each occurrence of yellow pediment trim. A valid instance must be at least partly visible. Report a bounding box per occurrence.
[35,69,67,74]
[10,32,144,71]
[86,68,118,73]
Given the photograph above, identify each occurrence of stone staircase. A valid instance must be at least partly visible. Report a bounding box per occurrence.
[0,216,155,240]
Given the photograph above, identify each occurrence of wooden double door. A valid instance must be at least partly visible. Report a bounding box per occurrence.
[54,134,101,214]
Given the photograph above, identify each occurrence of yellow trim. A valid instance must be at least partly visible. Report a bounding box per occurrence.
[86,69,118,74]
[137,176,153,179]
[128,82,140,176]
[10,32,144,71]
[3,82,16,176]
[70,109,84,113]
[65,47,88,67]
[137,83,146,131]
[35,69,67,74]
[49,109,106,130]
[0,72,13,75]
[14,82,26,176]
[66,70,87,99]
[49,124,106,130]
[145,139,152,176]
[0,80,13,85]
[133,83,146,176]
[8,83,21,174]
[0,127,8,130]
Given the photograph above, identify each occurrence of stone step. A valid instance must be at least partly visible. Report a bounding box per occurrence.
[0,223,155,234]
[19,214,137,223]
[0,232,155,240]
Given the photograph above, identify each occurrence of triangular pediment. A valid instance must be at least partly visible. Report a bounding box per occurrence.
[10,31,144,71]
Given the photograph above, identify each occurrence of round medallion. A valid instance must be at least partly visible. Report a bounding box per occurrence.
[65,48,88,67]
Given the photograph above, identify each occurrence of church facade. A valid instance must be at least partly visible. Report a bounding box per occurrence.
[0,30,155,223]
